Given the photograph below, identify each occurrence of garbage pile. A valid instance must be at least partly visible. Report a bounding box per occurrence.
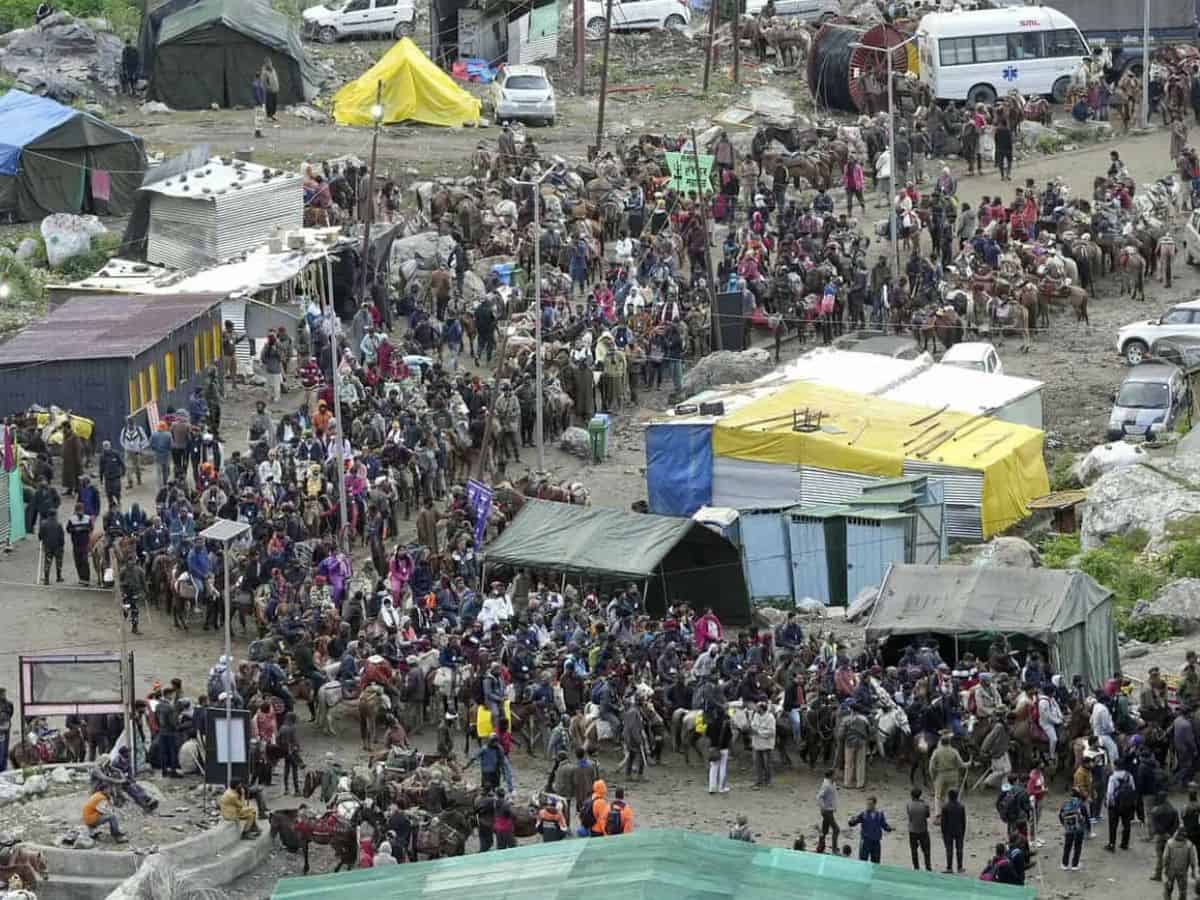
[0,12,124,101]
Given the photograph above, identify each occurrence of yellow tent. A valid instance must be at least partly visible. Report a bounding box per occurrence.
[712,381,1049,538]
[333,38,480,128]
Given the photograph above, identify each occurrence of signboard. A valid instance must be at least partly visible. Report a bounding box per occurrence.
[665,151,715,195]
[204,706,250,786]
[19,652,125,718]
[145,401,159,433]
[465,479,493,547]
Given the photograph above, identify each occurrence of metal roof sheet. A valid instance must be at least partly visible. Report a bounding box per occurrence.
[0,293,221,365]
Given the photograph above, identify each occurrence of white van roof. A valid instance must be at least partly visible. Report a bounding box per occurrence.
[918,5,1079,38]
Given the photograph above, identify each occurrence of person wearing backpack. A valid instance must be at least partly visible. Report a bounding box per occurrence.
[604,787,632,835]
[1105,760,1138,852]
[1059,788,1088,871]
[1152,791,1182,881]
[582,779,609,837]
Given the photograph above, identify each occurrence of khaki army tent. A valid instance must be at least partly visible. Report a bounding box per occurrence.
[0,91,145,221]
[333,38,480,128]
[151,0,318,110]
[482,500,751,623]
[865,565,1118,688]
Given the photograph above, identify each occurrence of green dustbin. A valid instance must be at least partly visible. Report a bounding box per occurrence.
[588,418,607,462]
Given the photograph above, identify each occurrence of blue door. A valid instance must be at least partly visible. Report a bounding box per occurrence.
[739,510,792,601]
[788,515,830,604]
[845,517,908,599]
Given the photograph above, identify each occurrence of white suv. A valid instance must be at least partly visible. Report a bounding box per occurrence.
[1116,298,1200,365]
[490,65,557,126]
[583,0,691,39]
[743,0,839,21]
[303,0,415,43]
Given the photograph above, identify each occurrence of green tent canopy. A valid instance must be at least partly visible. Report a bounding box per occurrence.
[151,0,318,110]
[482,501,751,624]
[865,564,1118,688]
[272,829,1035,900]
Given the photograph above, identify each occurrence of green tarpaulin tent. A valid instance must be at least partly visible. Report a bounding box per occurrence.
[272,828,1035,900]
[151,0,318,110]
[866,564,1118,688]
[482,501,751,624]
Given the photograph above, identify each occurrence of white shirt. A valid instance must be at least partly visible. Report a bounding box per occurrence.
[479,594,512,631]
[1090,702,1115,737]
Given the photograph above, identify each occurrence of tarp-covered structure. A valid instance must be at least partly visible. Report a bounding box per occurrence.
[273,828,1034,900]
[138,0,200,78]
[152,0,318,109]
[710,381,1049,539]
[483,501,750,623]
[333,38,481,128]
[0,91,145,221]
[866,565,1118,687]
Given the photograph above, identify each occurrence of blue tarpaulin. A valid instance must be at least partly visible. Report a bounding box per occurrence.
[645,423,713,517]
[0,92,77,176]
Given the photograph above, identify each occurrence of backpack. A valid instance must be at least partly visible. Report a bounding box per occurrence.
[207,671,225,702]
[1115,775,1137,814]
[605,800,626,835]
[1061,801,1085,834]
[579,797,598,830]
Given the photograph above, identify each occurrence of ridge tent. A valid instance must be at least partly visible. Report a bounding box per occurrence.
[482,500,750,623]
[865,564,1118,687]
[0,91,146,222]
[333,37,481,128]
[152,0,318,110]
[138,0,201,79]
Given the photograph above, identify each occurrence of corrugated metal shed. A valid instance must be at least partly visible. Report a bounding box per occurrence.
[0,293,222,364]
[144,157,303,269]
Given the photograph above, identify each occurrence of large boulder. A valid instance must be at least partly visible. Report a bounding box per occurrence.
[973,536,1041,568]
[681,348,773,394]
[1073,441,1147,485]
[389,232,453,272]
[753,607,789,629]
[0,13,124,100]
[1081,455,1200,551]
[1131,578,1200,634]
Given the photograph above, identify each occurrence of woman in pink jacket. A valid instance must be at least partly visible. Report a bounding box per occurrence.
[693,607,724,652]
[844,158,866,216]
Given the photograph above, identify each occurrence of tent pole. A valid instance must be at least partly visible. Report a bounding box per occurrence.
[642,577,650,614]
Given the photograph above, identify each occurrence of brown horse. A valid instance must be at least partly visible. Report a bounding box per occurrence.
[1016,280,1048,333]
[269,808,358,875]
[0,847,48,888]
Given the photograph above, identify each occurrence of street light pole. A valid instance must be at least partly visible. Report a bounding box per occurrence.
[223,547,232,788]
[851,36,916,278]
[1141,0,1150,129]
[326,257,351,554]
[510,164,563,474]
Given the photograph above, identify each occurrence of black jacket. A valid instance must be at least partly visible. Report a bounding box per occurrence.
[38,517,64,551]
[940,799,967,839]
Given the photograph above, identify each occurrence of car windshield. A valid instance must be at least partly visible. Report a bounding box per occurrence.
[505,75,548,90]
[1116,381,1169,409]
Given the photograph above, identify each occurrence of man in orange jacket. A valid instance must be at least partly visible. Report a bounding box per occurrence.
[605,786,633,835]
[586,779,609,836]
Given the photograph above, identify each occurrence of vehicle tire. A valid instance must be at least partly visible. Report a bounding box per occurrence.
[664,13,686,29]
[319,25,339,44]
[585,16,607,38]
[1189,249,1195,265]
[1124,339,1149,366]
[546,117,556,127]
[966,83,996,106]
[393,21,414,38]
[1051,76,1070,105]
[818,11,836,23]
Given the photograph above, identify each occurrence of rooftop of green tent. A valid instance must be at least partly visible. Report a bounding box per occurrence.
[271,829,1035,900]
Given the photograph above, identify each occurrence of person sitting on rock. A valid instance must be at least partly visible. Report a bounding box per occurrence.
[82,786,128,843]
[219,781,262,839]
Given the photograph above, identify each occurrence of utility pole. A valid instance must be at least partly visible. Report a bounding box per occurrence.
[886,51,899,277]
[532,185,546,473]
[357,80,384,304]
[702,0,718,94]
[575,0,585,94]
[475,328,510,481]
[111,551,134,776]
[593,0,614,157]
[732,0,740,86]
[1140,0,1150,129]
[325,257,351,554]
[690,128,719,350]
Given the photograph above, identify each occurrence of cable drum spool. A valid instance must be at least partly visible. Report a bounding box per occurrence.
[807,22,913,113]
[807,23,865,112]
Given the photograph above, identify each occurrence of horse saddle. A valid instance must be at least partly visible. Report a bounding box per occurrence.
[302,812,343,840]
[993,300,1015,323]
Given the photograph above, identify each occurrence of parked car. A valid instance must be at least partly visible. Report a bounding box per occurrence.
[940,341,1003,375]
[743,0,839,21]
[1107,363,1191,441]
[583,0,690,39]
[489,65,557,126]
[1116,298,1200,365]
[302,0,414,43]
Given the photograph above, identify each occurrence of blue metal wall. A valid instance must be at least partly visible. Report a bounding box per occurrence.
[645,423,713,516]
[739,509,792,601]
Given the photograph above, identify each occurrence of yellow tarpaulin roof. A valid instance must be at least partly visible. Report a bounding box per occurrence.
[712,381,1049,537]
[333,38,480,128]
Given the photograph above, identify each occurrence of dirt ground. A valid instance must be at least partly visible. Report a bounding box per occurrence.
[1,21,1195,899]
